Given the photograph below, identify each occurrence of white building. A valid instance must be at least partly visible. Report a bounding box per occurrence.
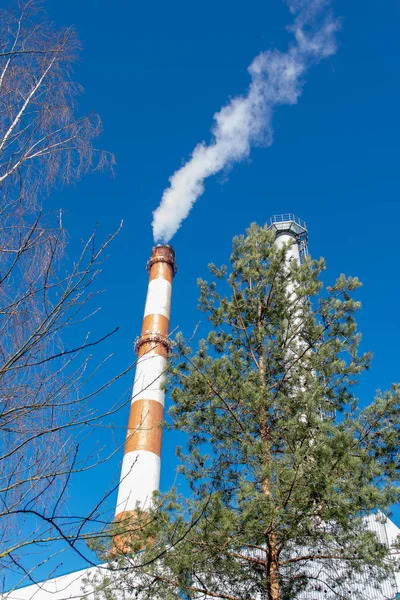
[4,513,400,600]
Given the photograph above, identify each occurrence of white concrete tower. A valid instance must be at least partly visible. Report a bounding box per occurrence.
[115,244,176,528]
[268,214,309,394]
[267,213,308,334]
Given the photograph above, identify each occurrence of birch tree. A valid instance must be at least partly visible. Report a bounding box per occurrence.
[0,0,111,196]
[0,1,127,590]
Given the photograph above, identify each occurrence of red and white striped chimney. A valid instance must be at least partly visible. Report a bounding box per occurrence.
[115,244,176,524]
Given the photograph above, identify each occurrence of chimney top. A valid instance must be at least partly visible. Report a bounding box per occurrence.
[147,244,177,276]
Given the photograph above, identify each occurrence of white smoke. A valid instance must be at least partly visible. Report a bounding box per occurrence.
[152,0,339,243]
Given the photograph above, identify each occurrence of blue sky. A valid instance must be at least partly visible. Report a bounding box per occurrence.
[33,0,400,576]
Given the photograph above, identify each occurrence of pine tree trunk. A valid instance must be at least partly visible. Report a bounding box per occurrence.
[262,475,280,600]
[267,538,280,600]
[258,297,280,600]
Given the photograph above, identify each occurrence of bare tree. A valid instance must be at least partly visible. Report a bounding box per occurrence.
[0,1,130,591]
[0,0,112,197]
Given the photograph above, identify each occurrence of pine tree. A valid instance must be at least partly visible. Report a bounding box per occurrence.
[95,223,400,600]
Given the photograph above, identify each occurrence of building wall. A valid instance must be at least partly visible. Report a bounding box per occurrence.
[4,515,400,600]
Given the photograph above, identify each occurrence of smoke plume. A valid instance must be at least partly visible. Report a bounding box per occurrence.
[152,0,338,243]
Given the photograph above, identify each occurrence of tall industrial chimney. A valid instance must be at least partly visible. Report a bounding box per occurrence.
[115,244,176,526]
[268,213,308,334]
